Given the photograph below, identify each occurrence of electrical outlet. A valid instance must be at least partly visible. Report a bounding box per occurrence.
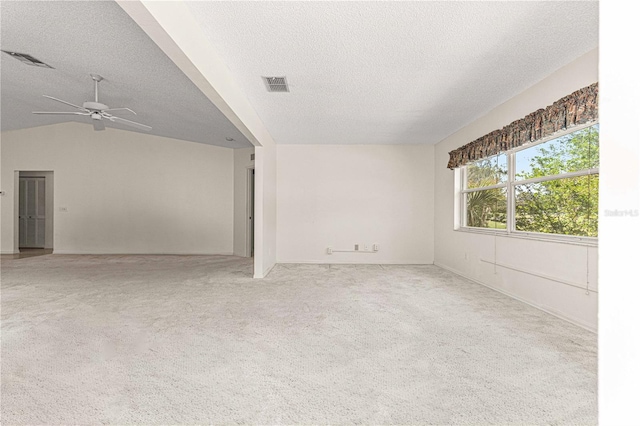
[327,247,333,255]
[59,207,68,212]
[373,243,379,252]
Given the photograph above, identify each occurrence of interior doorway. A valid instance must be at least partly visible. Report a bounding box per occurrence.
[19,176,46,248]
[246,168,255,257]
[17,171,54,254]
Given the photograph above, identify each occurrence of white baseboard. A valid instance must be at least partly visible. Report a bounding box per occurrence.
[434,261,596,333]
[50,250,236,256]
[276,260,433,265]
[254,262,275,279]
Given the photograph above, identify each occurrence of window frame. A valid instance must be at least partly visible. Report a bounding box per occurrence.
[456,121,599,246]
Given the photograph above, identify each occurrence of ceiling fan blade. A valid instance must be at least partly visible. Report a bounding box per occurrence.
[43,95,88,111]
[33,111,90,115]
[93,120,106,131]
[103,107,136,115]
[109,116,151,131]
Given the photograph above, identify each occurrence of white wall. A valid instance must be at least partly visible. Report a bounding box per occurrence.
[433,48,599,331]
[253,142,277,277]
[1,122,234,255]
[116,1,281,278]
[233,147,254,256]
[277,144,434,264]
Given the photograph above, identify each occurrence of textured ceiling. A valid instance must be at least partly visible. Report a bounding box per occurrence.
[186,1,599,145]
[0,0,252,148]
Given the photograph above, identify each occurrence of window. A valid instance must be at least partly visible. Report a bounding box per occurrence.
[459,123,599,241]
[463,154,508,229]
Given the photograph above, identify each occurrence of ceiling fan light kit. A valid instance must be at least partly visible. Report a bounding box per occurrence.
[32,74,152,132]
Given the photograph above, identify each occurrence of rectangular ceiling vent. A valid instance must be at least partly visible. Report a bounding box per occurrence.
[1,50,53,68]
[263,76,289,92]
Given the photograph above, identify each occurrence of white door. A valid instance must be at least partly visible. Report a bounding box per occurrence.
[19,177,46,248]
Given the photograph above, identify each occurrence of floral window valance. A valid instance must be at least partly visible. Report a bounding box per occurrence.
[447,82,599,169]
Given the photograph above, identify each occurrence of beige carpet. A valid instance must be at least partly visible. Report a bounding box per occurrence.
[1,255,597,424]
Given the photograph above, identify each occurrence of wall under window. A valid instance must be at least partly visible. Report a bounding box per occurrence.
[434,48,599,331]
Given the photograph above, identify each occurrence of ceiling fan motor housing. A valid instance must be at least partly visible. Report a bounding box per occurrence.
[83,101,108,111]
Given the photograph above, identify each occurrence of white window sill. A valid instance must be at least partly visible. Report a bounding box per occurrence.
[455,226,598,247]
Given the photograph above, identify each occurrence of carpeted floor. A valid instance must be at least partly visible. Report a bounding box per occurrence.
[1,255,597,424]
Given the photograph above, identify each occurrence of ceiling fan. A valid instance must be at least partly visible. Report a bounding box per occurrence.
[33,74,151,132]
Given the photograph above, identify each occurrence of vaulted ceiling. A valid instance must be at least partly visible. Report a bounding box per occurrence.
[0,0,252,148]
[1,1,598,148]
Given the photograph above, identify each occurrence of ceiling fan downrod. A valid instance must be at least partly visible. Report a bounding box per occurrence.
[90,73,103,103]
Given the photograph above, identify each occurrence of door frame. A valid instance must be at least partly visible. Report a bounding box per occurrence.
[19,176,46,249]
[14,170,54,253]
[245,167,255,258]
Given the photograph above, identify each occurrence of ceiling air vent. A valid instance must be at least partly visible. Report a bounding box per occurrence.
[263,76,289,92]
[1,50,53,68]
